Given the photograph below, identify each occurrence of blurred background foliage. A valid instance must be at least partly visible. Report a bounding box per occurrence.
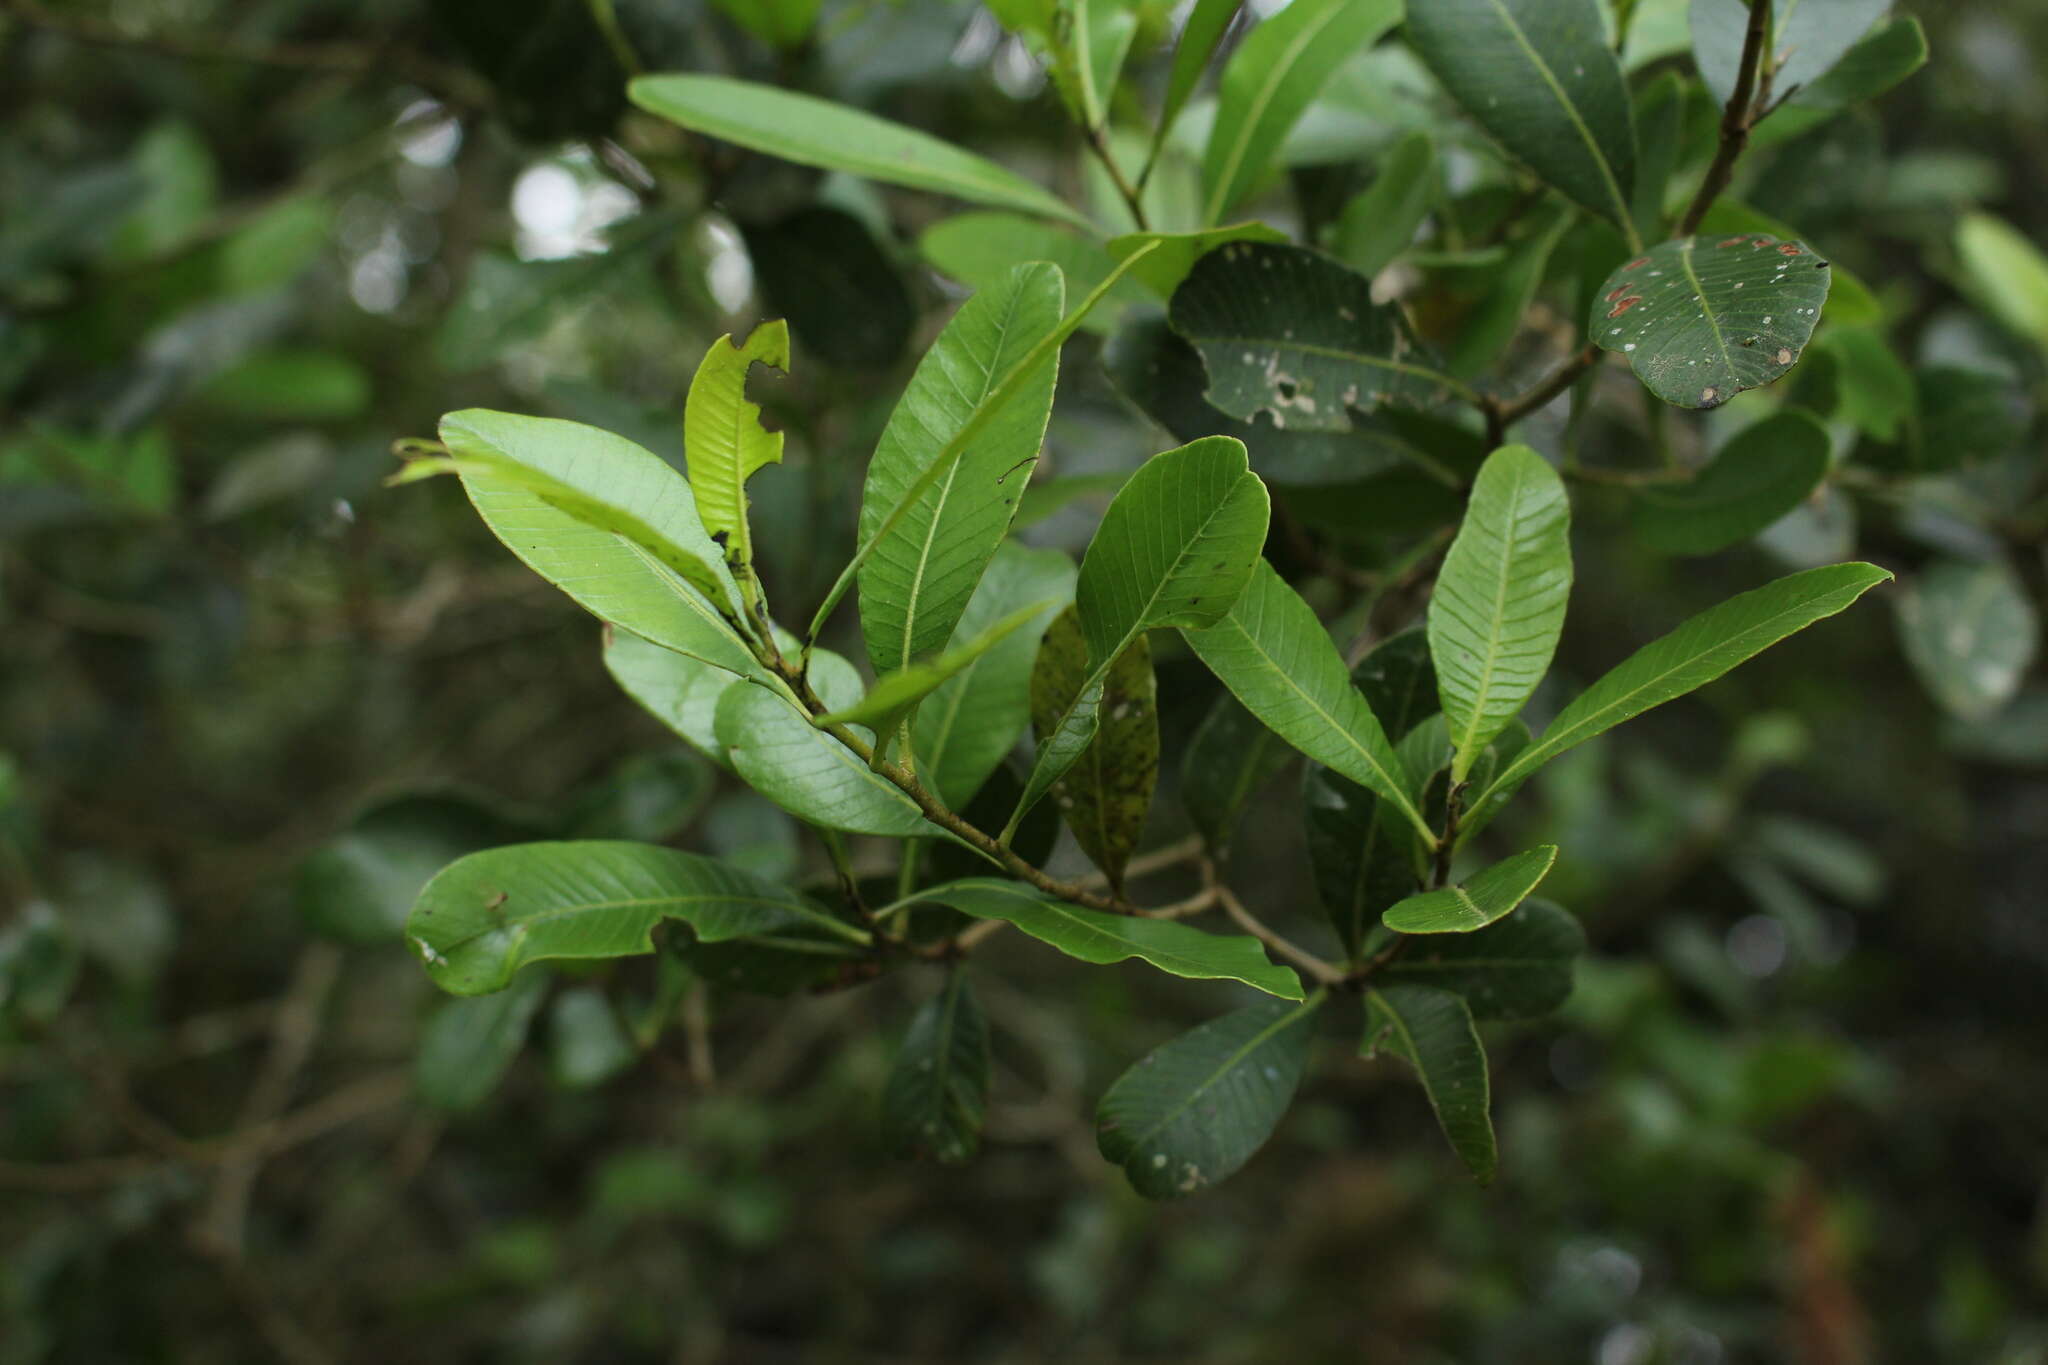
[2,0,2046,1361]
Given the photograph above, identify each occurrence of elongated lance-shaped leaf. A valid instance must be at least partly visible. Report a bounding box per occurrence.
[1032,607,1158,896]
[1691,0,1888,110]
[1145,0,1242,180]
[1009,436,1270,835]
[912,879,1305,1000]
[1634,409,1831,556]
[1429,445,1572,783]
[808,242,1164,645]
[1332,130,1439,279]
[1185,559,1433,844]
[857,263,1064,677]
[1382,845,1557,934]
[415,969,549,1112]
[882,970,990,1164]
[1406,0,1639,244]
[627,75,1092,230]
[1096,995,1321,1198]
[439,411,757,677]
[1363,984,1496,1183]
[1593,233,1832,409]
[1201,0,1403,225]
[1171,242,1469,434]
[1467,563,1893,832]
[684,320,788,577]
[1376,898,1583,1019]
[407,841,863,997]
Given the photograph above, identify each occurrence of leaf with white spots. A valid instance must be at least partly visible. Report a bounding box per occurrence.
[1895,558,2039,724]
[1096,995,1322,1199]
[1592,233,1833,409]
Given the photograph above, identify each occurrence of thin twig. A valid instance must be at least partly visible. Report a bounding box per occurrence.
[1211,880,1346,988]
[1678,0,1773,236]
[1084,125,1151,232]
[1484,344,1603,445]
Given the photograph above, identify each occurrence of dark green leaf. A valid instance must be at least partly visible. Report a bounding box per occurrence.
[1376,898,1583,1020]
[1363,984,1495,1183]
[1895,558,2038,723]
[882,970,990,1164]
[1182,692,1294,857]
[415,968,549,1112]
[742,206,912,370]
[1107,223,1290,298]
[1634,409,1831,555]
[1031,606,1158,894]
[1691,0,1887,110]
[1331,131,1438,279]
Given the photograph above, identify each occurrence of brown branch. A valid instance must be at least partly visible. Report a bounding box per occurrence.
[1211,878,1346,988]
[1678,0,1774,236]
[1484,344,1602,445]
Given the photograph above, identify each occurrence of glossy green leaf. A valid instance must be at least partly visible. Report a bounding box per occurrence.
[627,75,1091,229]
[1363,983,1495,1182]
[1331,130,1438,279]
[1956,213,2048,353]
[1382,845,1557,933]
[1691,0,1887,110]
[1185,559,1431,843]
[913,879,1305,1000]
[1106,222,1290,298]
[603,629,741,769]
[297,793,533,946]
[1096,995,1320,1197]
[1407,0,1638,237]
[1200,0,1403,224]
[1429,445,1571,783]
[882,970,990,1164]
[1182,692,1294,857]
[407,840,863,996]
[1591,232,1833,409]
[1031,607,1158,895]
[1895,558,2039,724]
[1634,409,1831,555]
[684,320,790,577]
[415,968,548,1111]
[548,987,636,1089]
[1376,898,1582,1019]
[857,263,1064,676]
[1469,563,1893,823]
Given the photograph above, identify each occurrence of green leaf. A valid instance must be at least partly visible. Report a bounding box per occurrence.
[1695,203,1877,326]
[1469,562,1893,822]
[1382,845,1558,934]
[1813,326,1912,441]
[1182,693,1294,857]
[821,599,1053,737]
[1096,995,1321,1197]
[913,543,1079,810]
[1592,232,1833,409]
[1331,130,1438,279]
[407,840,863,996]
[1065,0,1140,131]
[1406,0,1638,240]
[1634,409,1831,556]
[920,214,1128,333]
[1691,0,1887,110]
[1956,213,2048,354]
[1149,0,1243,176]
[1200,0,1402,225]
[193,349,370,421]
[627,75,1091,229]
[1363,984,1495,1181]
[1895,558,2039,724]
[548,987,636,1089]
[603,629,742,769]
[882,970,991,1164]
[296,793,534,946]
[0,905,80,1027]
[1630,72,1688,240]
[1377,898,1582,1019]
[1789,16,1929,112]
[708,0,820,47]
[684,320,790,577]
[415,968,549,1112]
[1031,607,1159,895]
[1170,241,1468,433]
[1106,222,1290,298]
[913,879,1305,1000]
[1444,203,1575,379]
[857,263,1064,676]
[1185,559,1432,844]
[1429,445,1571,783]
[1011,436,1269,831]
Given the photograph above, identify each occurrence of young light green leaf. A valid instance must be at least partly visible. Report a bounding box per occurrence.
[882,970,990,1164]
[1182,693,1294,858]
[407,841,863,997]
[1956,213,2048,353]
[684,320,789,575]
[820,599,1054,734]
[1169,241,1470,432]
[1376,898,1583,1019]
[1185,559,1432,844]
[1148,0,1243,179]
[1096,995,1321,1198]
[627,75,1092,229]
[415,968,549,1112]
[1407,0,1639,242]
[1106,222,1290,298]
[1634,408,1830,555]
[1031,607,1158,896]
[1382,844,1558,934]
[913,879,1305,1001]
[1691,0,1888,111]
[1469,562,1893,824]
[1201,0,1403,225]
[1429,445,1571,783]
[858,263,1064,676]
[1363,983,1495,1183]
[1331,130,1438,279]
[1591,233,1833,409]
[1896,558,2039,724]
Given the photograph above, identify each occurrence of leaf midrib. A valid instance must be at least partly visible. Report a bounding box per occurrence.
[1447,459,1538,773]
[1676,238,1738,387]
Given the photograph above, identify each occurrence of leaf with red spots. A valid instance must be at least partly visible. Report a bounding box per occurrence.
[1590,233,1833,409]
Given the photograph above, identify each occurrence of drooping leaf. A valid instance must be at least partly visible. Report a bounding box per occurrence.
[1429,445,1571,783]
[1377,898,1582,1019]
[1185,559,1432,843]
[1634,408,1831,555]
[415,968,549,1112]
[407,841,865,996]
[913,879,1305,1000]
[1894,367,2029,475]
[1591,232,1833,409]
[297,793,535,946]
[882,969,991,1164]
[1200,0,1403,224]
[1691,0,1888,111]
[1382,845,1558,934]
[1031,607,1159,895]
[1096,995,1321,1198]
[1955,213,2048,354]
[1106,222,1290,298]
[684,320,790,577]
[858,263,1064,676]
[627,75,1092,229]
[1169,241,1462,431]
[1467,563,1893,825]
[1182,692,1294,857]
[1363,983,1495,1182]
[1406,0,1638,235]
[1895,558,2039,724]
[1331,130,1439,279]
